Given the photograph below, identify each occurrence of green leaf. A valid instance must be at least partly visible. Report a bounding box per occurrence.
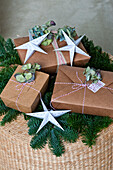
[25,73,32,80]
[22,63,31,70]
[16,74,26,82]
[41,39,52,46]
[33,63,41,70]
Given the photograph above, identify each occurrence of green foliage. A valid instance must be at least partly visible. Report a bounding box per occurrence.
[0,66,17,93]
[0,109,22,126]
[30,128,49,149]
[28,117,43,135]
[68,113,113,147]
[0,66,21,125]
[48,129,65,156]
[82,36,113,71]
[0,99,9,116]
[0,35,21,67]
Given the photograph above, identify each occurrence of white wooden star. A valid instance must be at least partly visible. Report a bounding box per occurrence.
[26,99,71,133]
[15,32,49,63]
[55,30,90,66]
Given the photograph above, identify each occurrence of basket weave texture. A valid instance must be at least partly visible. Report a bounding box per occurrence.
[0,115,113,170]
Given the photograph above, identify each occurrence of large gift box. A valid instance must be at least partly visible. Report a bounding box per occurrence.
[51,65,113,118]
[14,35,90,74]
[0,65,49,113]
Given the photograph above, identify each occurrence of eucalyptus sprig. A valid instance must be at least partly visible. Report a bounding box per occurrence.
[14,63,41,83]
[83,66,102,83]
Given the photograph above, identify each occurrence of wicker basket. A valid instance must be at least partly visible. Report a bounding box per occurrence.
[0,115,113,170]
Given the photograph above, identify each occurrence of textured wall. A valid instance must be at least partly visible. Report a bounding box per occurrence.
[0,0,113,54]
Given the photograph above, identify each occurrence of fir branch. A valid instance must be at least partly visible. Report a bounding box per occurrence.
[30,128,49,149]
[0,35,5,45]
[0,66,17,93]
[0,35,21,67]
[55,127,78,143]
[28,117,42,135]
[81,119,99,146]
[82,36,113,71]
[0,65,21,125]
[67,113,86,133]
[0,99,9,116]
[48,129,65,156]
[0,109,21,126]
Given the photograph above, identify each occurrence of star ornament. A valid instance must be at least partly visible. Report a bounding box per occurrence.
[26,99,71,133]
[55,30,90,66]
[15,32,49,64]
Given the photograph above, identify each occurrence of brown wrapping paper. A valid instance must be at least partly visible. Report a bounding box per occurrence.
[0,65,49,113]
[51,65,113,118]
[14,35,90,74]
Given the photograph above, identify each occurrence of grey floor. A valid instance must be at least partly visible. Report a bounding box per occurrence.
[0,0,113,54]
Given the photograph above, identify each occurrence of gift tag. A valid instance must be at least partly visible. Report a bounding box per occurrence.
[88,80,105,93]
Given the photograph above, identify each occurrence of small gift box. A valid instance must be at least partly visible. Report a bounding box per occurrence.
[0,65,49,113]
[14,35,90,74]
[51,65,113,118]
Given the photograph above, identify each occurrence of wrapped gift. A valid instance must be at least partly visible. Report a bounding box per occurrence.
[0,65,49,113]
[14,35,90,74]
[51,65,113,118]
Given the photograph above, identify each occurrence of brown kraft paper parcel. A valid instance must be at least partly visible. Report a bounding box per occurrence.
[0,65,49,113]
[51,65,113,118]
[14,35,90,74]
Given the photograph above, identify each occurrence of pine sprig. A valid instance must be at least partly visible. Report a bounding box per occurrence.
[30,128,49,149]
[0,99,9,116]
[28,117,43,135]
[0,66,21,125]
[82,36,113,71]
[55,127,78,143]
[0,35,21,67]
[0,66,17,93]
[68,113,113,147]
[0,109,21,126]
[48,129,65,156]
